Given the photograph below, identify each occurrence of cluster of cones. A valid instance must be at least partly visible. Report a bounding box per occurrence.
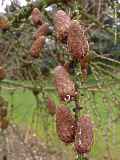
[0,96,9,130]
[0,6,94,155]
[47,65,93,155]
[53,9,90,80]
[32,8,94,155]
[47,97,94,155]
[30,8,90,80]
[44,8,93,154]
[30,8,49,58]
[30,7,90,102]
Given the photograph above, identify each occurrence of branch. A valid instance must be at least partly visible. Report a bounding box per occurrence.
[92,52,120,66]
[0,79,54,91]
[0,79,119,92]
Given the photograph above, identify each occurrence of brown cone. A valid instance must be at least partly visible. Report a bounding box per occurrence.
[56,105,76,144]
[68,20,90,79]
[75,116,94,154]
[31,36,45,58]
[53,10,71,42]
[47,97,56,116]
[0,16,9,30]
[68,20,89,60]
[0,66,6,80]
[31,8,43,27]
[54,65,76,101]
[34,23,49,39]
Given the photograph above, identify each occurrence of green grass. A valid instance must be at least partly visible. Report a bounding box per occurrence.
[1,79,120,160]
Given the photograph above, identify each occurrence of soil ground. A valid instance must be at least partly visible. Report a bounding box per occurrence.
[0,124,63,160]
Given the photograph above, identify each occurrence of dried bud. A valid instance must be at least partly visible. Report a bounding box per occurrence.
[0,118,9,130]
[0,106,7,118]
[0,66,6,80]
[54,65,76,101]
[0,16,9,30]
[31,8,43,27]
[47,97,56,116]
[68,20,89,60]
[53,10,71,42]
[31,36,45,58]
[34,23,49,39]
[80,54,90,81]
[56,105,76,143]
[75,116,94,154]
